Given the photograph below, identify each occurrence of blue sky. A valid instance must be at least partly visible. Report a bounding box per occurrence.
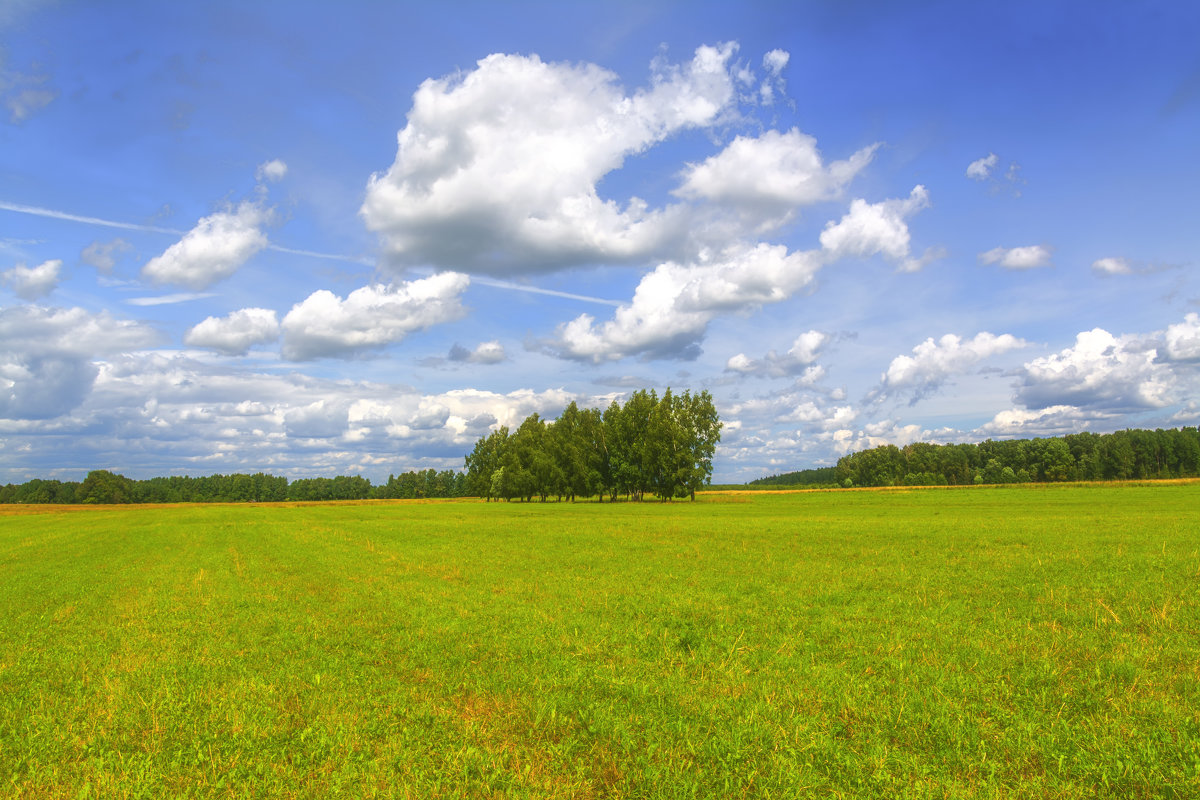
[2,0,1198,483]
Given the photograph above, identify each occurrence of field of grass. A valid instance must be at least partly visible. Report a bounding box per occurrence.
[1,483,1198,798]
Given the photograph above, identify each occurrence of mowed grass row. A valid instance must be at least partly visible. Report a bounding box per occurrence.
[0,484,1197,798]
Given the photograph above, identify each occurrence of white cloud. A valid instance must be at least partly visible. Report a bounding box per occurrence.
[1017,328,1171,410]
[966,152,998,180]
[141,201,271,289]
[361,44,740,275]
[448,340,506,364]
[758,49,789,106]
[184,308,281,356]
[976,405,1112,438]
[1,259,60,299]
[80,238,131,272]
[675,129,878,218]
[5,86,55,121]
[966,153,1024,194]
[1092,257,1133,276]
[781,401,827,424]
[727,390,853,433]
[822,419,932,456]
[284,400,349,439]
[0,305,159,420]
[792,328,830,362]
[553,243,822,362]
[1,59,56,123]
[726,330,829,378]
[551,184,930,364]
[127,292,218,307]
[1,330,613,477]
[879,331,1027,400]
[818,185,930,267]
[763,49,789,75]
[280,272,470,360]
[1164,313,1200,361]
[0,305,160,362]
[895,244,948,274]
[979,244,1052,270]
[256,159,288,182]
[0,345,586,477]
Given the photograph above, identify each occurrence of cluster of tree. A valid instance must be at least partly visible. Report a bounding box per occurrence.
[748,467,838,487]
[834,428,1200,488]
[464,389,722,502]
[372,469,468,499]
[0,468,470,505]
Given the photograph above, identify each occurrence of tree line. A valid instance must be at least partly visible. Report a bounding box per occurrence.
[464,389,722,502]
[0,468,470,505]
[833,427,1200,488]
[748,467,838,488]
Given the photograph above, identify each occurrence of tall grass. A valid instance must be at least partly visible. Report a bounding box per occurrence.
[1,484,1197,798]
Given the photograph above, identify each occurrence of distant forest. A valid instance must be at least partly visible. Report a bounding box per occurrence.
[4,426,1196,505]
[748,467,838,487]
[0,468,468,505]
[832,427,1200,487]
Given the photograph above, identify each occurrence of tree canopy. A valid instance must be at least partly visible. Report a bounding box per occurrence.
[464,388,722,502]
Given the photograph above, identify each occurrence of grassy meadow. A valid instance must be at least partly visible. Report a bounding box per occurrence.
[1,484,1198,798]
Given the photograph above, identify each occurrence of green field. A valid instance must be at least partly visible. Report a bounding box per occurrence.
[1,484,1198,798]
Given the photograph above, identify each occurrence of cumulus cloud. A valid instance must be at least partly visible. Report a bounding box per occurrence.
[2,335,603,479]
[550,183,930,363]
[877,331,1027,402]
[675,129,878,219]
[1164,313,1200,361]
[2,259,61,299]
[81,238,131,272]
[284,399,349,439]
[255,159,288,182]
[141,201,271,289]
[553,243,822,362]
[726,330,829,378]
[1017,328,1171,410]
[727,389,854,433]
[822,419,932,456]
[184,308,281,356]
[976,405,1113,438]
[448,340,506,364]
[280,272,470,360]
[819,185,930,268]
[1092,257,1132,276]
[0,305,159,420]
[361,44,740,275]
[979,244,1052,270]
[966,152,998,180]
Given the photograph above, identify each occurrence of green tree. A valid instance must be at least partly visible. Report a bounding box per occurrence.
[1041,439,1076,482]
[78,470,136,504]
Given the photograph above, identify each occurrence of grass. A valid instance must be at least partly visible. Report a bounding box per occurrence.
[1,483,1198,798]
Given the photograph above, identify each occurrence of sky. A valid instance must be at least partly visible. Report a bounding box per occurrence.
[2,0,1199,484]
